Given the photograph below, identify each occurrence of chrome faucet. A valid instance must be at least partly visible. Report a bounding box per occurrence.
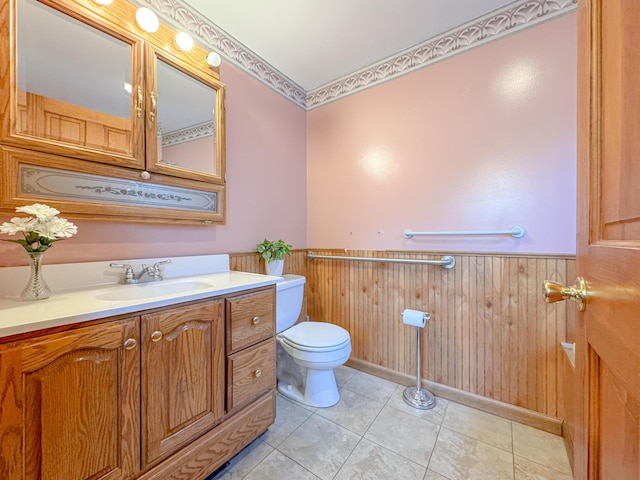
[135,259,172,282]
[109,259,172,284]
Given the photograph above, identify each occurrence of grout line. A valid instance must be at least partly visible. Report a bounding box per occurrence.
[329,436,365,480]
[230,370,569,479]
[423,396,449,476]
[272,448,320,480]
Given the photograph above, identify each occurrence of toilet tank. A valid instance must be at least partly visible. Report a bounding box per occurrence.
[275,274,306,333]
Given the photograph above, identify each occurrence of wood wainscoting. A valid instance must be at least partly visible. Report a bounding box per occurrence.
[230,250,308,324]
[231,249,576,433]
[230,250,308,277]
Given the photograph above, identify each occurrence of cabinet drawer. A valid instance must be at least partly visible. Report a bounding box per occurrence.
[227,339,275,411]
[226,289,275,353]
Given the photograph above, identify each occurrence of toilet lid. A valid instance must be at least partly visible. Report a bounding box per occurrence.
[280,321,350,349]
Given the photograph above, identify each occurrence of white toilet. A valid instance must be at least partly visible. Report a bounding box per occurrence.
[276,274,351,407]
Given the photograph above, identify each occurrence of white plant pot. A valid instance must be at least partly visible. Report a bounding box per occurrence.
[265,259,284,277]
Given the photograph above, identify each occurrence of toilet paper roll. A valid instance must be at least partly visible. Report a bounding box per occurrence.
[402,309,431,328]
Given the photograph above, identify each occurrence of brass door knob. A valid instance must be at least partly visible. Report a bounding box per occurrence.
[543,277,587,311]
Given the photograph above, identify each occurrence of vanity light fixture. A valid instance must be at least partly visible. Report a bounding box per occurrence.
[205,51,221,68]
[135,7,159,33]
[93,0,113,4]
[175,32,194,51]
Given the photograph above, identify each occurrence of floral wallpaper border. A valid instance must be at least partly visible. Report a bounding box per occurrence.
[133,0,576,110]
[161,120,215,147]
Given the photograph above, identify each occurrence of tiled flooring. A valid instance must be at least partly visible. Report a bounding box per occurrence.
[209,366,573,480]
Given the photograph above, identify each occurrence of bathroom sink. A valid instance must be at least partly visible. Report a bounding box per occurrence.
[94,279,214,301]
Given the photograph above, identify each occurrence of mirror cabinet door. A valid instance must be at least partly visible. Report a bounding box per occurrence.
[146,46,225,184]
[7,0,144,167]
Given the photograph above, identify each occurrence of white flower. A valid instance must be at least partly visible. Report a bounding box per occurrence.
[35,217,78,240]
[16,203,60,220]
[0,203,77,252]
[0,217,36,235]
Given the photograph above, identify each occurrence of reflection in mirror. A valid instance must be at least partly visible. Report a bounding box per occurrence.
[17,0,133,154]
[156,58,217,176]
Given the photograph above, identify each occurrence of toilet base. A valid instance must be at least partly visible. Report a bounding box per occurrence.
[277,367,340,407]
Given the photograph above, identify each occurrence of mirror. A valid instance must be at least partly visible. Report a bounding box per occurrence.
[4,0,226,223]
[155,57,219,177]
[16,0,136,157]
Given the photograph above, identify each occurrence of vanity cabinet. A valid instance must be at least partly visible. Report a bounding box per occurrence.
[226,290,276,412]
[0,287,276,480]
[0,0,227,223]
[0,317,141,480]
[141,300,225,467]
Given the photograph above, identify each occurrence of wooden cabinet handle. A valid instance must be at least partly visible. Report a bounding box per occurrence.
[253,369,262,378]
[252,316,260,325]
[123,338,137,350]
[151,331,163,342]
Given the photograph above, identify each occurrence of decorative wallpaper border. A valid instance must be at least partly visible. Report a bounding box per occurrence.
[134,0,307,107]
[307,0,577,108]
[133,0,576,110]
[161,120,215,147]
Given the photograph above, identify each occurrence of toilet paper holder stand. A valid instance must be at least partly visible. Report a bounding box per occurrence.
[402,310,436,410]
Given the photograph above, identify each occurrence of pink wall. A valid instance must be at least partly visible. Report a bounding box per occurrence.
[307,14,577,255]
[0,13,577,268]
[0,62,308,267]
[163,136,216,175]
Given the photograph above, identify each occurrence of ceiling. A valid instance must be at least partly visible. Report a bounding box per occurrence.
[182,0,519,91]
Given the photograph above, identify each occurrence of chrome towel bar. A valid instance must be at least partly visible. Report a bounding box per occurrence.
[306,252,455,269]
[403,226,525,239]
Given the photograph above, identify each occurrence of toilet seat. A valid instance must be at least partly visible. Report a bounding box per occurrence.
[279,335,351,353]
[279,322,350,352]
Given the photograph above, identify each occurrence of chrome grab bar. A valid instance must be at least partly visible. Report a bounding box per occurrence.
[403,226,525,239]
[307,252,455,269]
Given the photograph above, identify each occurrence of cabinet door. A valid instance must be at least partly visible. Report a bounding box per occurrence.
[1,0,145,167]
[0,318,141,480]
[141,300,225,467]
[144,44,226,185]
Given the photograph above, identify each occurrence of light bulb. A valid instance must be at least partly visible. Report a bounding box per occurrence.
[136,7,159,33]
[175,32,194,51]
[205,51,221,68]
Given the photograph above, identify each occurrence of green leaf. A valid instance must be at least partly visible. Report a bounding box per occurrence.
[256,238,292,263]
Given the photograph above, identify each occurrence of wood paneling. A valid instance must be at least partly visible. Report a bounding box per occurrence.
[305,249,575,418]
[230,250,307,277]
[230,249,574,419]
[230,250,308,324]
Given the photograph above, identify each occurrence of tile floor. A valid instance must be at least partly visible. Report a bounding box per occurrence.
[209,366,573,480]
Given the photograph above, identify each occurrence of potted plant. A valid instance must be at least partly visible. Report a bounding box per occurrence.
[256,238,292,277]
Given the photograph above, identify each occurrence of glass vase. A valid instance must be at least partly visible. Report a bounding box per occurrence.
[21,251,51,301]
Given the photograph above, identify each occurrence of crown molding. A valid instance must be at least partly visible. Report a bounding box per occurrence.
[307,0,577,109]
[132,0,576,111]
[132,0,307,107]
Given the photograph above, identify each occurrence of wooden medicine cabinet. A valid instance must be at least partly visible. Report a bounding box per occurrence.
[0,0,227,223]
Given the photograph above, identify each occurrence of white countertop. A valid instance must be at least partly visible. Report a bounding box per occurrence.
[0,254,279,339]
